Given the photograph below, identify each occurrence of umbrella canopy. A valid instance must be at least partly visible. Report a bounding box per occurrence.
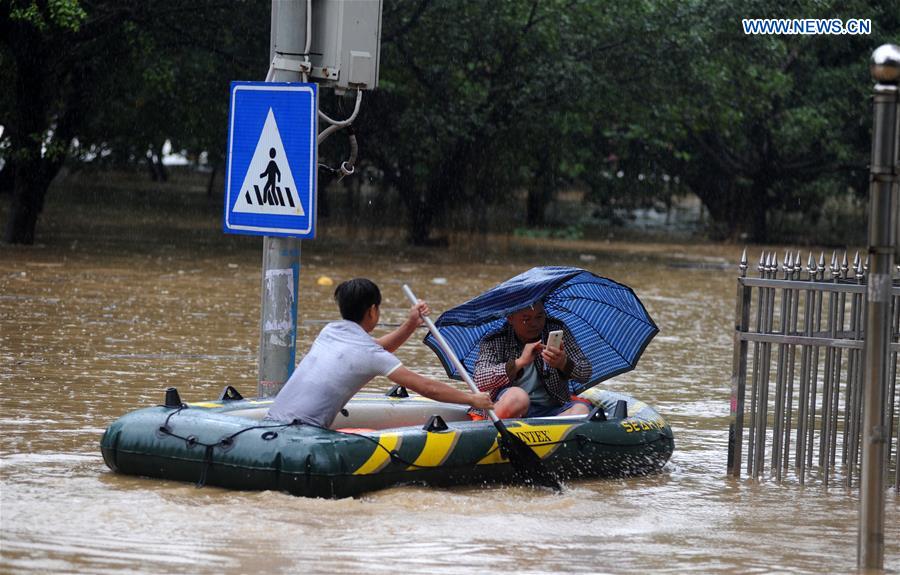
[423,266,658,394]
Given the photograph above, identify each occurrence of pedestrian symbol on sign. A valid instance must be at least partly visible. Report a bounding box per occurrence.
[232,108,305,217]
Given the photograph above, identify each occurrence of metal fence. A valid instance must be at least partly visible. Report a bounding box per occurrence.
[727,249,899,488]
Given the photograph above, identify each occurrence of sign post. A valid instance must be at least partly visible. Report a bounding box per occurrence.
[222,0,316,398]
[226,0,381,398]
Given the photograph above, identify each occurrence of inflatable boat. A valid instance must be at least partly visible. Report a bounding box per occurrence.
[100,385,674,498]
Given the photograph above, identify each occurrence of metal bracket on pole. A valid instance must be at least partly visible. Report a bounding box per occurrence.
[273,54,311,75]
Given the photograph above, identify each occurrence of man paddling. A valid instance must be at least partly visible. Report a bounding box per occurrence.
[267,278,493,427]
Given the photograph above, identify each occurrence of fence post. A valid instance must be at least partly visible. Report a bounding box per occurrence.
[728,249,752,476]
[858,43,899,571]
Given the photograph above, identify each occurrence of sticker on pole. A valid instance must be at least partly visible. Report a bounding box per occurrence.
[224,82,317,238]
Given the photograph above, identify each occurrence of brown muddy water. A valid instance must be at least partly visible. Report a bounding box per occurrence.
[1,192,898,574]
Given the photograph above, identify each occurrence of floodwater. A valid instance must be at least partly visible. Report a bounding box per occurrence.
[1,215,898,573]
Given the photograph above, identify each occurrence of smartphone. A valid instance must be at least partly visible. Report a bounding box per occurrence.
[546,330,563,350]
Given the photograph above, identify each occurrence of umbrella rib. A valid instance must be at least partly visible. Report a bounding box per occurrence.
[547,300,657,365]
[551,293,656,327]
[552,278,655,320]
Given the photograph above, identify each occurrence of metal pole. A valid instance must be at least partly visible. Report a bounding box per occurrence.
[748,253,766,475]
[782,252,802,477]
[847,255,865,487]
[258,0,309,398]
[758,253,778,476]
[858,43,899,571]
[894,294,900,492]
[729,249,752,477]
[807,253,825,473]
[796,253,816,482]
[820,253,838,483]
[773,253,791,480]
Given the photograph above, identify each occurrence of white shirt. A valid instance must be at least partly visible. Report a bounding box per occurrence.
[266,320,401,427]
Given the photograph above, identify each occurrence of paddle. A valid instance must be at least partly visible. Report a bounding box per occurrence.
[402,284,561,490]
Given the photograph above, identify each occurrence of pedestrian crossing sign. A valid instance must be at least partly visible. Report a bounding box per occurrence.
[224,82,317,238]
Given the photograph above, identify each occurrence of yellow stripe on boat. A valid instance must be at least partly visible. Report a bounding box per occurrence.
[187,399,273,408]
[353,433,402,475]
[408,431,460,470]
[477,422,575,465]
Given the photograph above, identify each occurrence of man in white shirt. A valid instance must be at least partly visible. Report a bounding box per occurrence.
[267,278,493,427]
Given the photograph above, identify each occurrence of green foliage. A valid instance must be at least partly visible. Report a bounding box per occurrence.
[623,0,900,240]
[3,0,898,244]
[9,0,86,30]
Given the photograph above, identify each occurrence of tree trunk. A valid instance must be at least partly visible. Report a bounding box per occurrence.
[146,145,168,182]
[318,170,332,219]
[402,184,434,245]
[526,161,555,227]
[749,178,769,243]
[4,22,48,245]
[344,175,359,224]
[0,160,14,196]
[206,162,218,198]
[3,164,47,244]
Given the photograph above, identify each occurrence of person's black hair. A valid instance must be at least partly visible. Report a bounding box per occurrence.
[334,278,381,323]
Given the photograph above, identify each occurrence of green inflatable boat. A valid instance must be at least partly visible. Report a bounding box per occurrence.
[100,386,674,498]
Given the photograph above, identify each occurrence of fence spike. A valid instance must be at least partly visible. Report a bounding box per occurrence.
[784,252,793,278]
[795,250,802,279]
[758,251,766,275]
[818,252,826,279]
[739,247,748,277]
[841,251,849,279]
[808,252,816,280]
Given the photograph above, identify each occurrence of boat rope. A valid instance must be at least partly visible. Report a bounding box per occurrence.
[158,409,667,485]
[157,409,302,487]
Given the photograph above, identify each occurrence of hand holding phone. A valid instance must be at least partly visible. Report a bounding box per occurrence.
[546,330,563,350]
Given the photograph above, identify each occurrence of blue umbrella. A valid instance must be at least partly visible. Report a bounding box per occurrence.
[423,266,658,394]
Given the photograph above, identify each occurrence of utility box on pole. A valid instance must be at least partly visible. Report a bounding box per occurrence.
[272,0,383,93]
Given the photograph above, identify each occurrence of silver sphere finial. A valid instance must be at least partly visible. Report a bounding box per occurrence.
[871,44,900,83]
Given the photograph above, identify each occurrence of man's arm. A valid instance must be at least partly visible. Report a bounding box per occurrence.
[376,301,428,352]
[388,367,493,410]
[474,334,518,394]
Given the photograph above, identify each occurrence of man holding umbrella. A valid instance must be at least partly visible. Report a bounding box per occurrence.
[473,300,592,419]
[423,267,658,422]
